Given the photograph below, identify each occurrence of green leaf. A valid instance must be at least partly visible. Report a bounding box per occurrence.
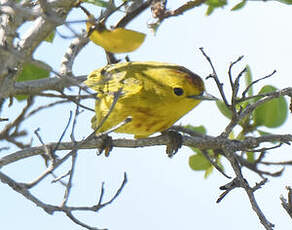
[83,0,110,7]
[257,129,272,136]
[205,0,227,15]
[206,0,227,7]
[189,153,212,171]
[244,65,253,97]
[206,6,214,15]
[275,0,292,4]
[253,85,288,128]
[237,100,252,127]
[17,63,49,82]
[44,30,55,43]
[189,150,223,178]
[246,151,255,162]
[184,125,206,135]
[216,100,232,120]
[204,166,214,178]
[16,62,50,101]
[231,0,246,11]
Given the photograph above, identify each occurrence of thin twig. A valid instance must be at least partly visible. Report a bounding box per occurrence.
[22,112,73,188]
[26,100,70,118]
[222,147,274,230]
[51,170,71,184]
[201,150,231,179]
[0,96,34,148]
[199,47,229,106]
[65,211,105,230]
[242,70,276,99]
[59,30,89,77]
[115,0,153,28]
[232,66,247,107]
[0,169,127,229]
[62,88,82,206]
[217,177,241,203]
[93,88,123,133]
[163,0,207,19]
[252,178,268,192]
[280,186,292,219]
[228,56,244,88]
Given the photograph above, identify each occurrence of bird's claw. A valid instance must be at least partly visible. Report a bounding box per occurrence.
[97,134,113,157]
[165,130,183,158]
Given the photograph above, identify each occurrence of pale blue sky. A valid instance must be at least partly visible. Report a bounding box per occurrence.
[1,1,292,230]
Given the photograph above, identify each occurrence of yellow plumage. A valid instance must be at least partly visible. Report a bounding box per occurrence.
[84,62,205,138]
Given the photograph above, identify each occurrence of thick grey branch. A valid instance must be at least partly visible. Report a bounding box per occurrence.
[11,75,86,96]
[1,133,291,168]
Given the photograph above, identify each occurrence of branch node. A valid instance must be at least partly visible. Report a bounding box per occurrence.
[217,177,242,203]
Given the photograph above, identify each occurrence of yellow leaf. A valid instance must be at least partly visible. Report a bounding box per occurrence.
[87,25,146,53]
[81,6,145,53]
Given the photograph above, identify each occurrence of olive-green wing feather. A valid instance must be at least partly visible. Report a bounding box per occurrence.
[84,63,143,97]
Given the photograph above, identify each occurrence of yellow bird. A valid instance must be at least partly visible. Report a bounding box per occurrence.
[85,62,208,139]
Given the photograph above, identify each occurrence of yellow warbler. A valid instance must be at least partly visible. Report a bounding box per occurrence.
[85,62,205,138]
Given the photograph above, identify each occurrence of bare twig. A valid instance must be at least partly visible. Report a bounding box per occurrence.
[236,155,284,178]
[249,143,283,153]
[62,89,81,206]
[242,70,276,99]
[232,66,247,107]
[65,211,105,230]
[150,0,207,25]
[222,147,274,230]
[116,0,154,28]
[93,88,123,133]
[228,56,244,88]
[199,47,229,106]
[163,0,207,19]
[51,170,70,184]
[280,186,292,219]
[201,150,231,179]
[217,177,241,203]
[0,169,127,230]
[59,30,89,77]
[22,112,73,188]
[252,178,268,192]
[0,96,34,148]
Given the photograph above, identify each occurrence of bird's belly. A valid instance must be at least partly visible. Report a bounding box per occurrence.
[115,106,174,138]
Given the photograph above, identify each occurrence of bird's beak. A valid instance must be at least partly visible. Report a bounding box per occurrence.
[187,92,218,101]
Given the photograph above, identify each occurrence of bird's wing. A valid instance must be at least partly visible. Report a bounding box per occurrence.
[85,65,143,97]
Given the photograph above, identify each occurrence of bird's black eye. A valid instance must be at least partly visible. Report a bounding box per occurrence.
[173,87,184,96]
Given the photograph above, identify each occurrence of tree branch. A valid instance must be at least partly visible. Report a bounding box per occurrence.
[10,75,86,97]
[0,0,76,98]
[1,131,291,168]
